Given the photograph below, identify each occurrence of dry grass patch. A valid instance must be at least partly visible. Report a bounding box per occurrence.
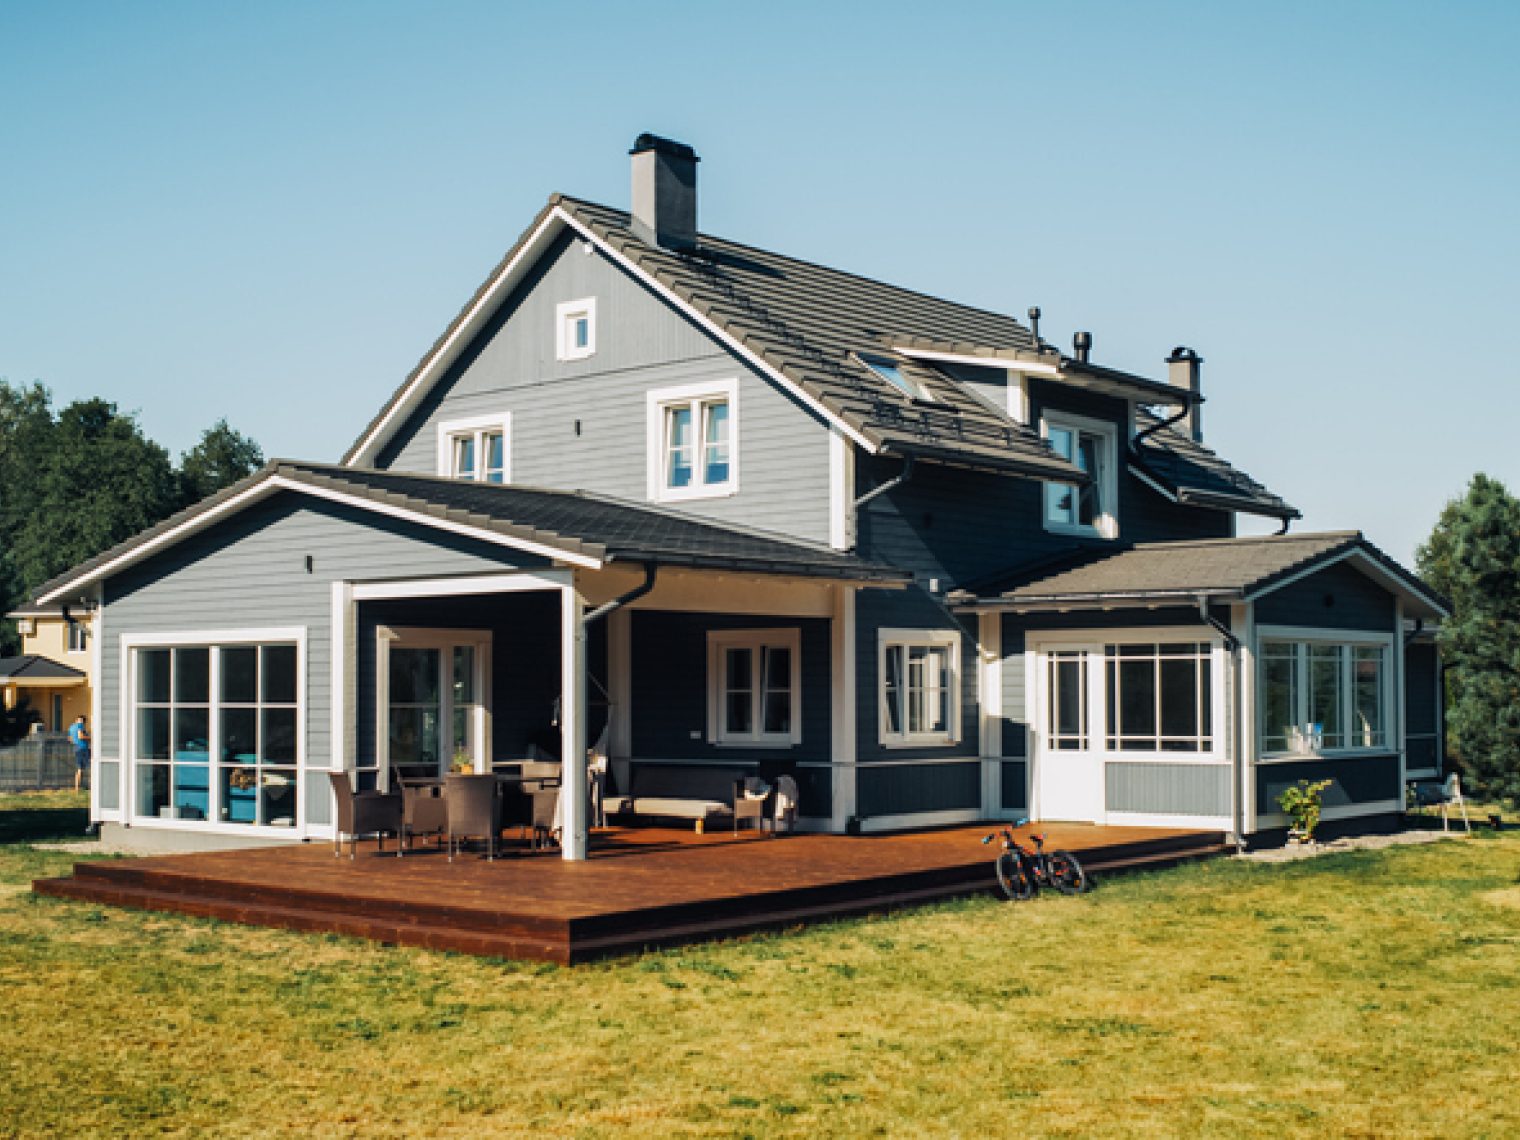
[2,793,1518,1136]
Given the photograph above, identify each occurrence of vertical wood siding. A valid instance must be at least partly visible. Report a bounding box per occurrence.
[1106,762,1230,816]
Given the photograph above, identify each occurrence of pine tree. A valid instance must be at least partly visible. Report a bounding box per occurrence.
[1417,473,1520,802]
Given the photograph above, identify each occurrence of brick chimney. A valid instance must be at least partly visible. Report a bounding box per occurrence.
[630,133,699,251]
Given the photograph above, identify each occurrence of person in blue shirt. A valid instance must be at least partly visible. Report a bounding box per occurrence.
[67,715,90,792]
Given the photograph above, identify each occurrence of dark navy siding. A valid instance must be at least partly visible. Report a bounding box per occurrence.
[1254,561,1395,632]
[854,588,979,763]
[857,761,980,817]
[1256,754,1402,821]
[1001,760,1028,811]
[629,611,832,764]
[1404,640,1441,774]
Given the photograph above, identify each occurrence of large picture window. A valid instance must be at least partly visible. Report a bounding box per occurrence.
[1259,635,1389,754]
[647,381,738,501]
[1104,642,1213,752]
[707,629,801,746]
[131,639,301,827]
[879,629,960,746]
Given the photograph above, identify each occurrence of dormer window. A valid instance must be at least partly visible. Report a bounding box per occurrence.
[1042,412,1117,539]
[556,297,597,361]
[436,414,511,484]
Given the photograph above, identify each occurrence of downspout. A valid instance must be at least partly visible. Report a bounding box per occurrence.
[584,562,657,626]
[852,454,915,514]
[1403,617,1424,647]
[1198,594,1247,853]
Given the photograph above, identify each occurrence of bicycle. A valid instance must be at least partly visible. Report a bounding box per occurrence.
[981,820,1088,900]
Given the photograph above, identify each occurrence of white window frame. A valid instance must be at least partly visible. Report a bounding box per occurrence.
[1040,411,1118,540]
[555,297,597,362]
[67,621,89,654]
[705,628,802,747]
[1256,625,1396,759]
[646,378,739,502]
[375,626,493,780]
[436,412,511,484]
[878,628,961,748]
[120,627,307,833]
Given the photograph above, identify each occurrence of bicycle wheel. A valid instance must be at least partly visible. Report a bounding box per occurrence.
[995,853,1036,900]
[1046,850,1087,895]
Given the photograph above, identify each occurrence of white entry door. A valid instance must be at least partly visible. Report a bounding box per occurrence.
[1035,646,1106,823]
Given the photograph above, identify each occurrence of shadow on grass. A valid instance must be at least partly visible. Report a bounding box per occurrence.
[0,805,90,844]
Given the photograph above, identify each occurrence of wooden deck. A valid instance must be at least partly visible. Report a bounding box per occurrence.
[33,823,1228,964]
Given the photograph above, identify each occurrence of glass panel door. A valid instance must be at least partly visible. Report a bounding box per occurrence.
[389,647,442,776]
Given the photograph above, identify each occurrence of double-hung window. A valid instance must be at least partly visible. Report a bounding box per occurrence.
[1259,633,1390,754]
[879,629,960,746]
[647,380,738,501]
[67,621,89,654]
[1042,413,1117,539]
[555,297,596,361]
[437,414,510,484]
[707,629,801,746]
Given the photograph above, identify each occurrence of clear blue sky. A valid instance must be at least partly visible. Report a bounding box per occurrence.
[3,0,1516,566]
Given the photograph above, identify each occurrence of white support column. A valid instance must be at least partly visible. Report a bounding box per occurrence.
[1230,602,1255,839]
[329,581,354,776]
[830,584,857,831]
[561,583,588,861]
[979,612,1003,817]
[1394,598,1407,790]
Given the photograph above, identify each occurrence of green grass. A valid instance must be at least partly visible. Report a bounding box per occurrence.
[3,793,1518,1137]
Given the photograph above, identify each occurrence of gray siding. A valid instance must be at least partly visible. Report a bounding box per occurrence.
[378,231,834,545]
[857,760,980,817]
[1107,762,1230,816]
[101,493,542,768]
[1256,755,1402,823]
[1254,561,1396,632]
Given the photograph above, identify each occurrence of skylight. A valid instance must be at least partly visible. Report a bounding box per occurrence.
[860,354,919,398]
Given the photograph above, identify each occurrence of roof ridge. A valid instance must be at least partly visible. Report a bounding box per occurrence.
[1130,531,1361,552]
[555,195,1038,338]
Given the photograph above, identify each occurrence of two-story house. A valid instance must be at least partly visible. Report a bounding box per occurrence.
[33,134,1446,854]
[1,602,95,734]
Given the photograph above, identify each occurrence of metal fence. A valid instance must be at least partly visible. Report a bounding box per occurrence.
[0,735,78,791]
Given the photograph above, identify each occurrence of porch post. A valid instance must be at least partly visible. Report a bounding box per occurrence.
[560,584,588,861]
[831,584,857,831]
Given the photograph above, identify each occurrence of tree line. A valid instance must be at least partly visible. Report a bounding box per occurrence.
[0,378,264,658]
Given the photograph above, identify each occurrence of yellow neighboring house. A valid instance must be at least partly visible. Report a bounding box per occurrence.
[2,603,94,733]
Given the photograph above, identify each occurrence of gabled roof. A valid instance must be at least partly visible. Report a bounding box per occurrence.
[954,531,1447,620]
[1131,409,1298,521]
[343,195,1098,481]
[33,461,910,605]
[0,655,86,683]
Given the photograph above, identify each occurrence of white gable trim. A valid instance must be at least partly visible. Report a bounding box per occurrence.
[1242,546,1447,619]
[554,206,877,453]
[36,471,603,604]
[346,208,563,467]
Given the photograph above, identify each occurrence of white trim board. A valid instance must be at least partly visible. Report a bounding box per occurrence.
[37,471,602,603]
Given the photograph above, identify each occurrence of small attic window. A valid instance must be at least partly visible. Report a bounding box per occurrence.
[859,354,921,399]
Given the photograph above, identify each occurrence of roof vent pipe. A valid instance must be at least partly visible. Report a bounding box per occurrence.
[630,133,699,252]
[1027,306,1042,345]
[1166,346,1204,442]
[1073,330,1092,363]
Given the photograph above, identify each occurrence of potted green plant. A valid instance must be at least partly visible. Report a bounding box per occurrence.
[1278,778,1333,845]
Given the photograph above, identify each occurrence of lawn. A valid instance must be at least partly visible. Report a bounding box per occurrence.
[2,793,1517,1138]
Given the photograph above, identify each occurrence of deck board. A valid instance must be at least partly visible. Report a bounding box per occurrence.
[33,823,1228,963]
